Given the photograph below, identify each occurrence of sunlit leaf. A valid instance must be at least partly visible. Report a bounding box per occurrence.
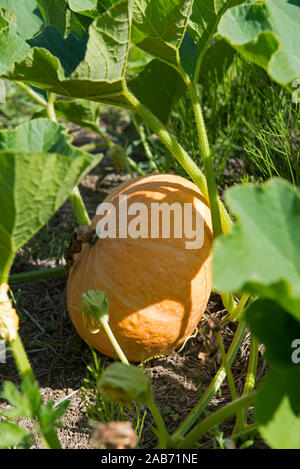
[129,59,185,123]
[255,368,300,449]
[0,119,101,278]
[1,0,133,106]
[213,178,300,321]
[218,0,300,88]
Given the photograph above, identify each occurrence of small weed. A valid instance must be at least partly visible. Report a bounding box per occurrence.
[81,345,146,442]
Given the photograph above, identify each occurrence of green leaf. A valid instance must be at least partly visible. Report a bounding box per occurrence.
[68,0,97,13]
[28,25,87,77]
[33,99,101,132]
[0,421,30,449]
[183,0,243,78]
[127,45,152,74]
[0,0,43,39]
[1,380,34,419]
[198,38,235,84]
[99,362,153,406]
[36,0,69,37]
[38,399,70,433]
[0,377,43,420]
[246,299,300,370]
[218,0,300,88]
[255,368,300,449]
[129,59,185,123]
[188,1,244,52]
[213,178,300,321]
[0,118,92,157]
[1,0,133,107]
[0,8,30,74]
[0,119,101,280]
[131,0,193,67]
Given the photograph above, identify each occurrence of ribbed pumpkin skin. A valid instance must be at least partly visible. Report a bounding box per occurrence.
[67,174,213,361]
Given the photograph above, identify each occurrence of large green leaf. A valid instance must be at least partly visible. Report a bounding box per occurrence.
[180,0,243,78]
[0,0,43,39]
[188,0,240,52]
[36,0,69,37]
[255,368,300,449]
[68,0,97,13]
[245,298,300,448]
[218,0,300,88]
[0,118,93,158]
[131,0,194,67]
[68,0,119,16]
[28,25,87,77]
[198,38,235,84]
[246,299,300,370]
[129,59,185,123]
[0,119,102,280]
[1,0,133,106]
[0,9,30,74]
[213,178,300,321]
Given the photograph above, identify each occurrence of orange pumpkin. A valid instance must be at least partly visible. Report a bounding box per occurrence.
[66,174,212,361]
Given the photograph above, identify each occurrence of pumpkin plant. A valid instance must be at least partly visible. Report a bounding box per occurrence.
[0,0,299,449]
[0,121,102,448]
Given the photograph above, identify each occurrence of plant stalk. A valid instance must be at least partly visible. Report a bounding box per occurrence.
[9,334,35,383]
[44,91,91,226]
[187,81,222,237]
[216,331,244,433]
[178,392,256,449]
[131,113,159,172]
[147,400,172,449]
[123,85,232,234]
[172,320,246,440]
[9,266,65,284]
[47,92,58,123]
[14,81,48,107]
[100,316,129,365]
[239,334,258,429]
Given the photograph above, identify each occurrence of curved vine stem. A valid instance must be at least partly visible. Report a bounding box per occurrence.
[232,333,259,437]
[122,84,232,234]
[216,331,244,433]
[46,92,58,123]
[172,320,247,441]
[100,316,129,365]
[14,81,48,107]
[18,85,91,227]
[177,392,256,449]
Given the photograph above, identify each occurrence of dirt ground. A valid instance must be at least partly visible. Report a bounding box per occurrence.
[0,141,267,449]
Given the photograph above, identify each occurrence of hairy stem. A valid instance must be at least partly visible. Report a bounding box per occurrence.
[216,331,244,433]
[14,81,48,107]
[187,81,222,237]
[9,334,35,383]
[131,113,158,172]
[123,85,232,234]
[9,266,65,284]
[46,92,58,123]
[147,400,172,449]
[239,334,258,428]
[172,321,246,440]
[178,393,256,449]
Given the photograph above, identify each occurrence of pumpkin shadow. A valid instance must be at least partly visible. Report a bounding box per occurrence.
[68,175,212,361]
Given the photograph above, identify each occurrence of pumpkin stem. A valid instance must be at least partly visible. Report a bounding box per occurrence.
[64,225,95,276]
